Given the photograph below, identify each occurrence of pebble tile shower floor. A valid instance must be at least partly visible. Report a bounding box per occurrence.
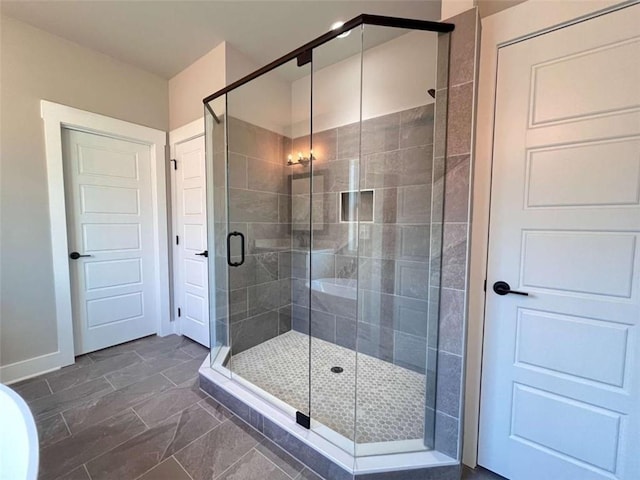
[230,331,427,443]
[10,334,322,480]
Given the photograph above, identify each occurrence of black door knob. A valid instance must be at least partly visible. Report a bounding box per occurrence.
[69,252,92,260]
[195,250,208,258]
[493,281,528,296]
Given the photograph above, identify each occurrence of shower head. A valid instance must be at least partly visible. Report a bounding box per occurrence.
[427,89,436,99]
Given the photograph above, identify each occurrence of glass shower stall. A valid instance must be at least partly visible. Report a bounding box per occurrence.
[203,14,452,470]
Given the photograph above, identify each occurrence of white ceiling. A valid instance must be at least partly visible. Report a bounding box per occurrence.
[0,1,442,79]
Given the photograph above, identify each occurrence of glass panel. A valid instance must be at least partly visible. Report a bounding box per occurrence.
[205,95,230,369]
[223,58,312,419]
[308,24,363,457]
[353,25,448,456]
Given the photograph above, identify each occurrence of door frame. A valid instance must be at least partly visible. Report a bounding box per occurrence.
[465,0,634,468]
[41,100,170,371]
[168,118,206,332]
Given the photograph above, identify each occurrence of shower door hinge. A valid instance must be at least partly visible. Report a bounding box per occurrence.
[177,307,181,318]
[170,158,177,170]
[483,279,487,292]
[176,235,180,245]
[296,411,310,429]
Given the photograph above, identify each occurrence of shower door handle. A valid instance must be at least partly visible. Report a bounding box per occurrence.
[226,231,245,267]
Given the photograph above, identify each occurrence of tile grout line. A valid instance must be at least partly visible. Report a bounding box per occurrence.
[102,375,117,391]
[212,446,256,480]
[59,411,73,438]
[252,446,299,480]
[172,455,196,480]
[170,418,228,459]
[160,371,178,386]
[44,378,54,395]
[130,407,151,430]
[83,463,93,480]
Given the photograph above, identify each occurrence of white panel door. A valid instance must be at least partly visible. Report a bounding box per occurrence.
[479,5,640,480]
[63,129,157,354]
[174,135,209,347]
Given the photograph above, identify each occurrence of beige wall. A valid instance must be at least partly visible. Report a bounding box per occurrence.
[168,43,226,130]
[0,16,168,369]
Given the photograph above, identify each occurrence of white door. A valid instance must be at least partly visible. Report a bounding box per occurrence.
[479,5,640,480]
[173,135,210,347]
[63,129,158,354]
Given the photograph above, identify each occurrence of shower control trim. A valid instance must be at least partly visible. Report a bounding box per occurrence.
[226,231,245,267]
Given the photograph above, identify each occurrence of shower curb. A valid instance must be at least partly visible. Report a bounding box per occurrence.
[199,366,461,480]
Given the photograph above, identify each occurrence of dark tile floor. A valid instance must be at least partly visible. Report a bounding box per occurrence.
[462,466,506,480]
[11,335,321,480]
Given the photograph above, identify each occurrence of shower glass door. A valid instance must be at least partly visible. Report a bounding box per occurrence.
[208,57,313,422]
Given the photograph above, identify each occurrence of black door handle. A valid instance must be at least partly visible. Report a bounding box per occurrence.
[69,252,92,260]
[493,281,528,296]
[226,231,245,267]
[195,250,208,258]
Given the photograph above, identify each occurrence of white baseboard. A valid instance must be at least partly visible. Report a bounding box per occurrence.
[0,351,67,385]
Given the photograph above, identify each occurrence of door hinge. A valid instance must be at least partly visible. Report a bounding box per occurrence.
[177,307,181,317]
[176,235,179,245]
[170,158,177,170]
[296,411,310,429]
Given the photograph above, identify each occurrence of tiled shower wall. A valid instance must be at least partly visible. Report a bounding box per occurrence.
[289,105,436,374]
[223,117,293,354]
[433,8,480,460]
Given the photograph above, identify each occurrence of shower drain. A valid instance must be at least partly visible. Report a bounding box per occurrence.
[330,366,344,373]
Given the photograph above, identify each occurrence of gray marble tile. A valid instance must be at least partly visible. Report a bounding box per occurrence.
[263,418,352,480]
[248,223,291,254]
[335,255,357,280]
[336,316,357,350]
[322,158,359,193]
[39,409,145,480]
[439,288,465,355]
[435,351,462,418]
[393,332,427,374]
[310,309,337,343]
[279,194,292,223]
[174,418,262,480]
[199,377,253,425]
[358,257,395,294]
[337,123,360,160]
[256,438,305,478]
[163,358,204,385]
[362,111,400,155]
[250,409,264,432]
[180,341,209,359]
[359,224,430,262]
[396,260,430,300]
[47,351,141,393]
[292,304,310,333]
[218,448,290,480]
[375,185,432,225]
[291,278,310,308]
[400,104,435,149]
[10,378,51,401]
[356,322,394,363]
[133,381,204,426]
[198,397,234,423]
[443,154,471,223]
[448,8,478,87]
[104,350,192,389]
[229,287,248,322]
[279,278,292,307]
[364,145,433,189]
[229,153,248,189]
[297,467,326,479]
[37,412,70,448]
[229,188,279,223]
[30,377,113,420]
[434,89,448,159]
[248,157,286,193]
[311,288,356,320]
[437,32,451,91]
[312,128,338,162]
[134,335,191,360]
[462,466,507,480]
[138,457,192,480]
[435,411,459,459]
[230,310,279,354]
[311,252,335,280]
[427,287,441,349]
[279,306,292,334]
[429,222,443,288]
[248,281,281,317]
[441,223,468,290]
[86,404,219,480]
[359,290,428,337]
[446,82,474,157]
[57,465,91,480]
[63,374,174,434]
[431,156,445,224]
